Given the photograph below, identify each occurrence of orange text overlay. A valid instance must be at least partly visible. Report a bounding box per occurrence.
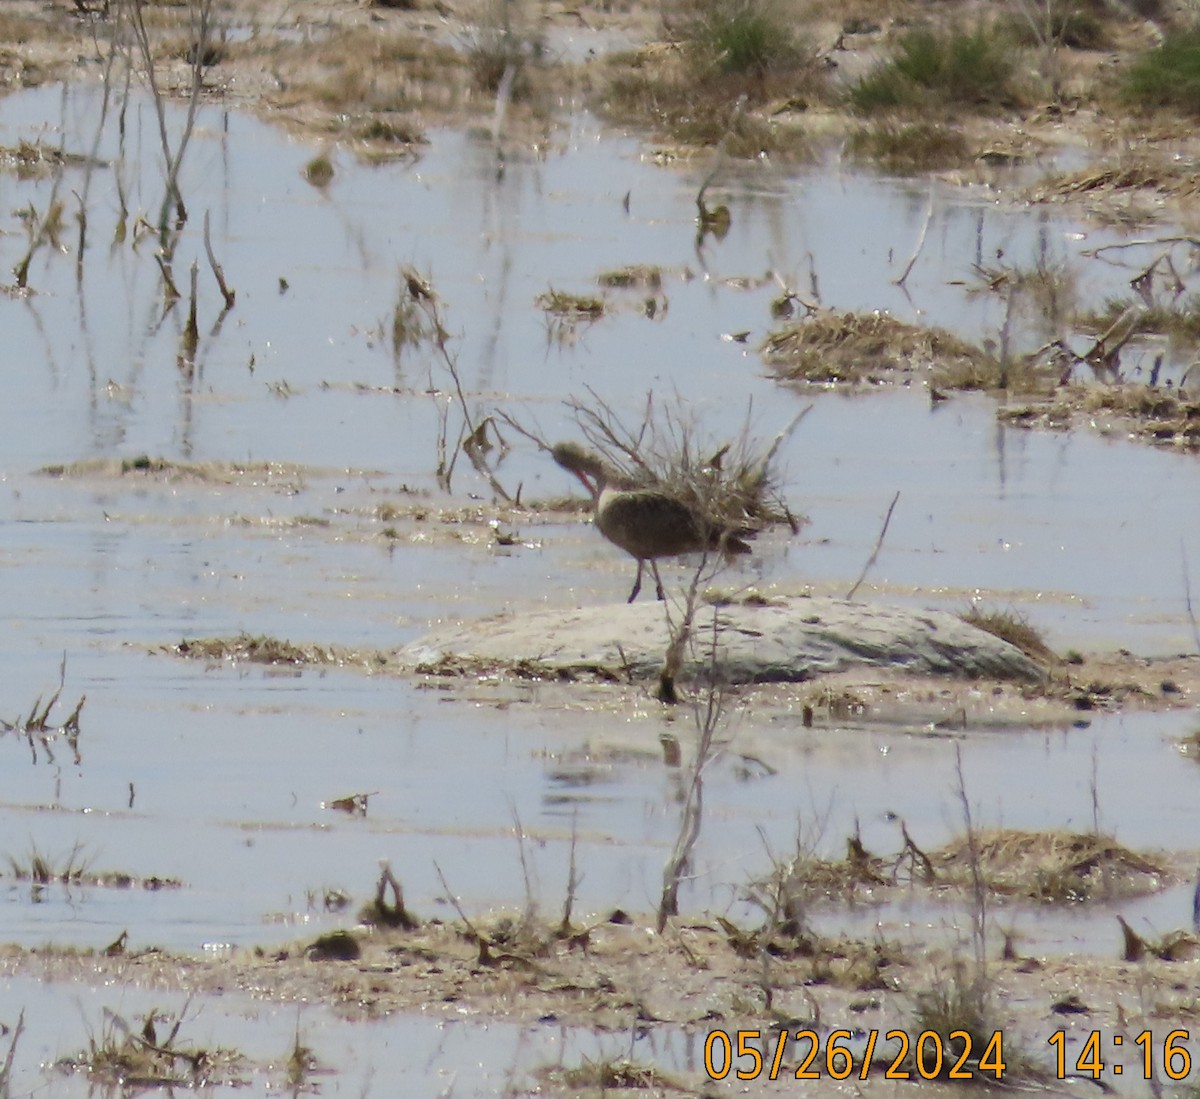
[703,1028,1006,1082]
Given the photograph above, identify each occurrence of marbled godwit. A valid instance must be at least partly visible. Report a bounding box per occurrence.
[552,441,752,602]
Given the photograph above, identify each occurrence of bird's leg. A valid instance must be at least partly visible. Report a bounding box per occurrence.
[651,561,666,601]
[627,560,644,603]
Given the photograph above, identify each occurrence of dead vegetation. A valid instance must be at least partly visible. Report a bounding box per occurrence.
[536,288,606,321]
[539,1059,686,1092]
[1,657,84,765]
[933,829,1169,903]
[734,824,1170,909]
[762,310,999,388]
[56,1003,246,1090]
[847,120,973,173]
[960,606,1059,665]
[0,140,101,180]
[1000,385,1200,450]
[596,40,819,156]
[168,632,394,670]
[5,842,182,896]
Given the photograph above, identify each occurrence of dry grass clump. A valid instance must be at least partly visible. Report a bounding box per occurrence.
[596,39,820,155]
[1000,386,1200,449]
[999,0,1111,51]
[172,633,317,664]
[763,310,996,387]
[0,140,94,181]
[272,28,467,117]
[57,1006,245,1090]
[536,288,606,320]
[354,116,427,151]
[847,121,972,173]
[5,842,182,894]
[935,828,1168,903]
[1083,386,1200,444]
[597,264,664,291]
[1028,159,1200,204]
[1077,295,1200,344]
[960,606,1058,664]
[600,11,825,154]
[910,961,1010,1080]
[461,0,546,97]
[168,633,397,669]
[0,13,40,43]
[541,1059,685,1092]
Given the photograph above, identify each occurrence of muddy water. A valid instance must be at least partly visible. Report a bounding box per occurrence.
[0,79,1198,1093]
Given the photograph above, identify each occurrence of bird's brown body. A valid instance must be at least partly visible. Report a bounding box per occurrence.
[552,441,752,602]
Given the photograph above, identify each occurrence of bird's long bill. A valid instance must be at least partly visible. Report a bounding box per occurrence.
[567,467,599,498]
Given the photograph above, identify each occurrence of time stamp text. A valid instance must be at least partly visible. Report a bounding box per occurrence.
[704,1027,1199,1082]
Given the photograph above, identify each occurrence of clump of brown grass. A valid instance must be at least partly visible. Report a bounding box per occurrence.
[934,828,1168,903]
[169,633,369,666]
[599,51,813,155]
[279,28,466,117]
[1000,385,1200,450]
[909,960,1010,1079]
[461,0,545,96]
[536,288,606,319]
[1076,295,1200,344]
[597,264,665,291]
[763,310,997,387]
[57,1004,245,1089]
[960,606,1058,664]
[847,121,972,173]
[542,1059,685,1092]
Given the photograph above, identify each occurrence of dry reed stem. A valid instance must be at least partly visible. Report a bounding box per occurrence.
[845,489,899,601]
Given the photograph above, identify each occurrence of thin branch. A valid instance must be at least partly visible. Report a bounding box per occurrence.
[203,209,235,310]
[894,183,934,287]
[845,490,900,601]
[1081,235,1200,259]
[1184,541,1200,655]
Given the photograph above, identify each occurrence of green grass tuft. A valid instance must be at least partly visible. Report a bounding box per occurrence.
[850,26,1017,113]
[1123,28,1200,115]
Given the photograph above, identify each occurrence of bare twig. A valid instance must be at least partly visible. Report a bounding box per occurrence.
[0,1009,24,1097]
[845,490,900,601]
[1081,235,1200,259]
[1184,541,1200,655]
[559,812,580,936]
[402,268,515,502]
[203,210,235,310]
[657,610,728,931]
[894,183,934,287]
[433,861,487,946]
[952,744,987,967]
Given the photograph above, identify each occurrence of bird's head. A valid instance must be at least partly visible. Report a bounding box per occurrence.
[551,440,607,496]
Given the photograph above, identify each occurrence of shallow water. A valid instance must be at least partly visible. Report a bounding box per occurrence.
[0,972,719,1097]
[0,75,1197,1094]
